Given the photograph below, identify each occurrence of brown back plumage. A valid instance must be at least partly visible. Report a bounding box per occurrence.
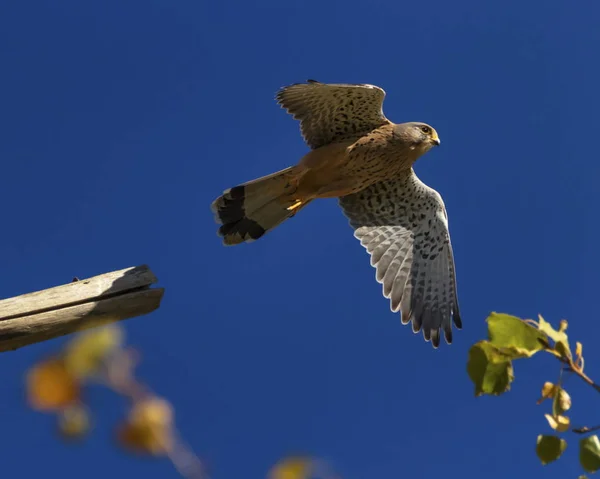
[276,80,392,149]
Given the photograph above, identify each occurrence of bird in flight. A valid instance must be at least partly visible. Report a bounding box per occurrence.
[211,80,461,347]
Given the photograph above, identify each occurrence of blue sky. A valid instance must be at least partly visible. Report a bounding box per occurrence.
[1,0,599,477]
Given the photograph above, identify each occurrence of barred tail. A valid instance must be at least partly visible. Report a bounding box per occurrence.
[211,166,311,245]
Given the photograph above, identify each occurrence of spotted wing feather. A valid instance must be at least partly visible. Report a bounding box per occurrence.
[338,170,462,347]
[276,80,391,149]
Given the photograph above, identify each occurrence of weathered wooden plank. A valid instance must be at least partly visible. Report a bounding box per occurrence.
[0,265,157,320]
[0,265,164,352]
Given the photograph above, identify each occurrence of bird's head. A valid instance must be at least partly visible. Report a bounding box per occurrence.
[394,122,441,155]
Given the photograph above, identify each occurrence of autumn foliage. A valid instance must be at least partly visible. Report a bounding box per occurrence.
[27,312,600,477]
[467,313,600,476]
[25,324,337,479]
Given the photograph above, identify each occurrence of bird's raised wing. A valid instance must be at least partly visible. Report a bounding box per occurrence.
[338,170,461,347]
[276,80,391,149]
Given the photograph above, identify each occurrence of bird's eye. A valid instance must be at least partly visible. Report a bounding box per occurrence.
[420,126,431,134]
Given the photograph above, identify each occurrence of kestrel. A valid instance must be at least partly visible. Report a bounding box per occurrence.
[211,80,461,347]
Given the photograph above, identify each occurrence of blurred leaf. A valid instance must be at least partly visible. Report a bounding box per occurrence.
[467,341,514,396]
[538,315,572,359]
[545,414,570,432]
[580,436,600,473]
[538,382,557,404]
[553,387,572,416]
[536,435,567,465]
[64,324,124,379]
[268,457,313,479]
[486,313,545,357]
[116,397,174,456]
[26,358,80,411]
[58,404,91,441]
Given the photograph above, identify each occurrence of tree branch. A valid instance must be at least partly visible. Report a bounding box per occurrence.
[573,424,600,434]
[561,354,600,394]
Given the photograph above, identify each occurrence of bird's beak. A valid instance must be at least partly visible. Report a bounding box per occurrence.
[431,133,441,146]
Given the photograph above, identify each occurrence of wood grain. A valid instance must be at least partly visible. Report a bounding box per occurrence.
[0,265,164,352]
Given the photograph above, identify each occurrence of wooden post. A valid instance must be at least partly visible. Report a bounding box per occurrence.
[0,265,164,353]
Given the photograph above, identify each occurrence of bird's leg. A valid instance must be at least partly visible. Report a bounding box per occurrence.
[282,181,305,214]
[286,199,303,212]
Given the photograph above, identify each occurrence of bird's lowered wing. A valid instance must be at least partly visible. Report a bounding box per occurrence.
[338,169,461,347]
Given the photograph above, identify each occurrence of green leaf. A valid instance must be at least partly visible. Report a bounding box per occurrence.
[580,436,600,473]
[486,312,546,358]
[538,315,572,359]
[536,435,567,465]
[467,341,514,396]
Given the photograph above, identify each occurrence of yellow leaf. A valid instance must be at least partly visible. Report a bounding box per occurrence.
[545,413,571,432]
[556,388,572,414]
[576,341,584,370]
[537,382,556,404]
[538,315,572,359]
[559,320,568,332]
[116,397,174,456]
[268,457,313,479]
[58,404,91,441]
[64,324,124,379]
[26,358,80,411]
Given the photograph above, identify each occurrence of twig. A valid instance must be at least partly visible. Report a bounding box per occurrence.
[100,345,207,479]
[573,425,600,434]
[102,348,149,403]
[557,347,600,435]
[559,354,600,395]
